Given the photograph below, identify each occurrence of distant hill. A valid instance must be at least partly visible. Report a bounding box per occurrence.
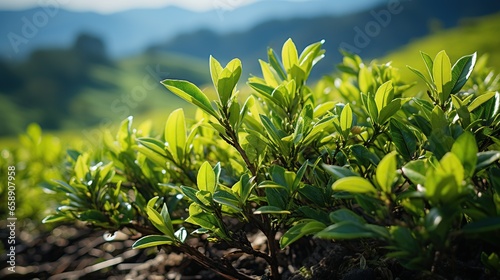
[0,0,386,60]
[148,0,500,79]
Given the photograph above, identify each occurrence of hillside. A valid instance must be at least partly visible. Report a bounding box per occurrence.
[148,0,500,79]
[380,12,500,94]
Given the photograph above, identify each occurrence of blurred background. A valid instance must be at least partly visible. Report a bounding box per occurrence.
[1,0,500,141]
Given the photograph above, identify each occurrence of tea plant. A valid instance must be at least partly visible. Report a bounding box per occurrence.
[42,39,500,279]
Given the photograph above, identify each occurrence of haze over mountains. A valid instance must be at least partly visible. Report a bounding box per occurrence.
[0,0,387,60]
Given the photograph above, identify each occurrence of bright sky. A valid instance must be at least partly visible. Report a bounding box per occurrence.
[0,0,262,13]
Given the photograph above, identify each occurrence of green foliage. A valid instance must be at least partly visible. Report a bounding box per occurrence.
[41,39,500,279]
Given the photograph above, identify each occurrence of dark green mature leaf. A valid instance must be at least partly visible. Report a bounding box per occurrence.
[79,210,108,224]
[378,99,401,124]
[329,208,366,224]
[132,235,175,249]
[476,151,500,171]
[315,221,380,239]
[162,79,218,118]
[351,145,380,167]
[280,220,326,248]
[462,217,500,234]
[450,52,476,94]
[213,189,241,211]
[322,164,360,179]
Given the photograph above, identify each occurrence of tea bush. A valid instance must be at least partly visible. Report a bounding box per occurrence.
[41,39,500,279]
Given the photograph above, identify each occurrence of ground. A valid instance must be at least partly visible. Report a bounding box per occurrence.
[0,224,497,279]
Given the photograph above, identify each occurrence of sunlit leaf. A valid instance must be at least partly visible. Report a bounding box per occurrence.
[162,79,218,118]
[132,235,174,249]
[332,177,377,194]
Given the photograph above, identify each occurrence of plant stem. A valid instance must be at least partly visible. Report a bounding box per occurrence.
[177,244,256,280]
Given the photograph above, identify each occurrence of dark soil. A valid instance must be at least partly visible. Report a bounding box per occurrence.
[1,224,498,280]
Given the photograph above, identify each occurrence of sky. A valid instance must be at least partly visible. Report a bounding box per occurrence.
[0,0,262,13]
[0,0,382,14]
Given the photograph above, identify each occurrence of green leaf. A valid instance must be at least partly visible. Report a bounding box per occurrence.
[197,161,216,193]
[378,99,401,124]
[213,189,242,211]
[147,205,174,237]
[161,79,218,118]
[132,235,175,249]
[374,81,394,113]
[329,209,366,224]
[254,205,291,215]
[280,220,326,248]
[407,65,433,90]
[209,55,223,88]
[165,109,186,163]
[322,164,360,179]
[315,221,379,239]
[462,217,500,234]
[79,210,108,224]
[259,60,279,87]
[451,132,477,177]
[174,227,188,243]
[420,51,434,82]
[268,48,287,80]
[74,154,89,182]
[376,152,398,193]
[217,58,242,106]
[42,213,70,224]
[186,204,220,232]
[160,204,175,237]
[358,66,374,94]
[450,52,476,94]
[340,103,353,138]
[433,50,452,104]
[282,38,298,72]
[365,92,379,122]
[468,91,496,112]
[476,151,500,171]
[402,160,427,186]
[332,177,377,194]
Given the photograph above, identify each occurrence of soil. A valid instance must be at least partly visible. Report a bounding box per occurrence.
[0,224,498,280]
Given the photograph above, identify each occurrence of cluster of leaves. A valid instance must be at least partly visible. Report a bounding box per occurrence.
[0,124,68,241]
[43,39,500,279]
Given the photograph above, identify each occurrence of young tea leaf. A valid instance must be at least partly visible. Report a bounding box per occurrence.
[332,177,377,194]
[162,79,218,118]
[376,152,398,193]
[165,109,186,164]
[432,50,452,104]
[132,235,175,249]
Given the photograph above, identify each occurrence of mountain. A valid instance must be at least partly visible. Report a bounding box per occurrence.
[147,0,500,79]
[0,0,386,60]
